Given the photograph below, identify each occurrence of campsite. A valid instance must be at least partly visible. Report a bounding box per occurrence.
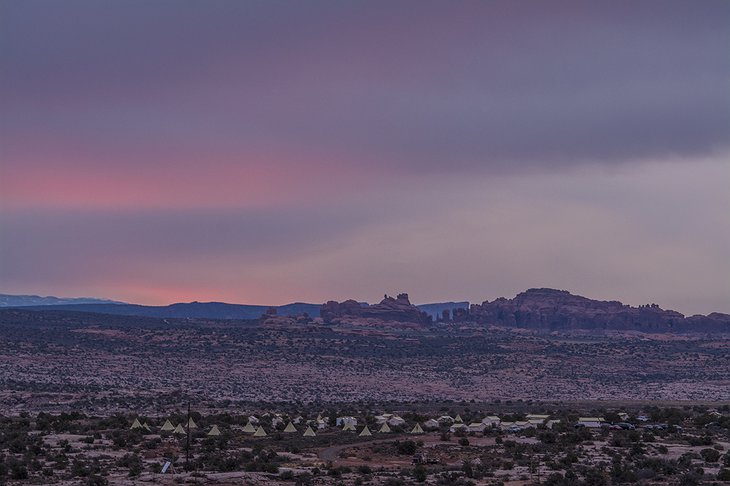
[1,403,729,484]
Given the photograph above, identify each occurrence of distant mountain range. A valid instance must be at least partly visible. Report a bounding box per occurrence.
[3,289,728,333]
[0,293,123,307]
[0,293,468,320]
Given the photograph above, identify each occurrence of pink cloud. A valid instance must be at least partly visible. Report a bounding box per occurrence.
[1,146,373,210]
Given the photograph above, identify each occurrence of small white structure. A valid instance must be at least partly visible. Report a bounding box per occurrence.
[160,420,175,432]
[359,425,372,437]
[342,422,356,432]
[242,422,257,433]
[577,417,605,428]
[375,414,393,424]
[283,422,297,433]
[468,422,487,433]
[247,416,260,425]
[387,416,406,427]
[208,425,221,436]
[378,422,392,433]
[546,419,561,429]
[336,416,358,427]
[502,421,535,432]
[438,415,455,424]
[449,423,469,433]
[423,419,440,429]
[253,426,267,437]
[130,418,142,430]
[482,416,501,426]
[303,426,316,437]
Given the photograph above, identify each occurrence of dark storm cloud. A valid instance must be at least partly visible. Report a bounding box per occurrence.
[1,0,728,173]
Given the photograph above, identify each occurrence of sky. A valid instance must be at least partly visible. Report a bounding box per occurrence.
[1,1,729,315]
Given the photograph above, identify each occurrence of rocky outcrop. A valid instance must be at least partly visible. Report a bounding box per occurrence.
[465,288,730,333]
[684,312,730,332]
[320,299,364,321]
[321,293,432,326]
[319,289,730,333]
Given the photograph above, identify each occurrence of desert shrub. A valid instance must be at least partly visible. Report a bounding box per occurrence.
[10,462,29,480]
[678,468,704,486]
[294,472,312,485]
[717,469,730,481]
[86,474,109,486]
[116,453,143,475]
[395,440,418,455]
[538,431,557,444]
[687,435,713,446]
[700,448,720,463]
[413,464,427,482]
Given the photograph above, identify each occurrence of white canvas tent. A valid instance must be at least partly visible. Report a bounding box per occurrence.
[303,426,316,437]
[242,422,257,433]
[359,425,372,437]
[387,416,406,426]
[173,424,186,435]
[378,422,391,433]
[160,420,175,432]
[208,425,221,436]
[130,418,142,429]
[187,417,198,429]
[284,422,297,433]
[253,426,267,437]
[424,419,440,429]
[410,423,424,434]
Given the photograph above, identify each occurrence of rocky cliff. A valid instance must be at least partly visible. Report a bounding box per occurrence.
[464,288,730,333]
[321,293,432,326]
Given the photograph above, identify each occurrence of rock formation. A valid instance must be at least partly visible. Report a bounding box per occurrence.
[465,288,730,333]
[321,293,432,326]
[319,289,730,332]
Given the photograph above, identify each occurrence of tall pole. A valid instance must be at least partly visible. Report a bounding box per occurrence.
[185,401,191,470]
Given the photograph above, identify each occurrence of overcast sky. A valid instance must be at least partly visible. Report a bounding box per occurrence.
[1,1,729,314]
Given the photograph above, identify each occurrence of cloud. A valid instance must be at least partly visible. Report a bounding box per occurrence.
[1,156,728,314]
[2,0,728,182]
[1,1,728,312]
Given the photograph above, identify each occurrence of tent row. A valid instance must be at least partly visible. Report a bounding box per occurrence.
[131,418,426,438]
[130,417,220,436]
